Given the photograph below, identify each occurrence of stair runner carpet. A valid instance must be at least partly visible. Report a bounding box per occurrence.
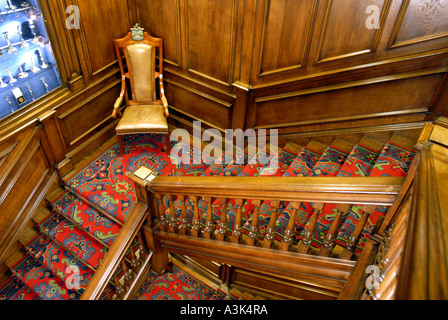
[0,133,415,300]
[334,141,415,252]
[135,259,240,300]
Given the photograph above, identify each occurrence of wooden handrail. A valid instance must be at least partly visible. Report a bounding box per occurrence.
[146,176,405,206]
[396,141,448,299]
[81,200,149,300]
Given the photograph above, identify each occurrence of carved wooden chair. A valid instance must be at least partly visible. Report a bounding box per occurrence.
[112,24,170,156]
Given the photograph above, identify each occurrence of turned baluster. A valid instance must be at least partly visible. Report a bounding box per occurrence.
[190,196,201,237]
[280,202,301,251]
[167,195,179,233]
[216,197,228,241]
[113,275,125,299]
[178,195,189,235]
[262,201,281,248]
[204,197,214,239]
[121,260,133,286]
[340,205,376,260]
[319,203,351,256]
[137,232,148,260]
[129,246,141,273]
[297,203,324,254]
[246,200,261,246]
[231,199,244,244]
[156,194,168,232]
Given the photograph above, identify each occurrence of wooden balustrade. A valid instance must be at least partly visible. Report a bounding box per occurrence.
[133,171,404,261]
[80,201,153,300]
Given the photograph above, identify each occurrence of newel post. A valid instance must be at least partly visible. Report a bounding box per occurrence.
[130,166,170,274]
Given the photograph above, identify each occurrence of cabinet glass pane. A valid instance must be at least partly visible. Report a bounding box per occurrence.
[0,0,61,120]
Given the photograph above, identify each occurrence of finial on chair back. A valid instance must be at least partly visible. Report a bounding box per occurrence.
[131,23,144,41]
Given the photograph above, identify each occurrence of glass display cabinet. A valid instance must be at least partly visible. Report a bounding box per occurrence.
[0,0,61,120]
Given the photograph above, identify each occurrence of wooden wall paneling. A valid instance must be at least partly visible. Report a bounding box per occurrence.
[136,0,448,137]
[233,0,258,85]
[40,0,85,91]
[252,0,318,80]
[252,68,447,133]
[164,79,233,132]
[315,0,391,65]
[389,0,448,49]
[70,0,131,83]
[57,77,122,150]
[138,0,183,69]
[0,126,55,263]
[185,0,238,88]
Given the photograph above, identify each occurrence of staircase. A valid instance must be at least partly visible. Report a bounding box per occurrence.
[0,132,416,300]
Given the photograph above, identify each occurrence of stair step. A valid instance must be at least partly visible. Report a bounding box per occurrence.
[25,233,95,294]
[283,141,302,155]
[0,276,40,300]
[330,138,355,154]
[46,186,66,204]
[32,207,52,225]
[51,191,121,247]
[38,212,107,270]
[11,254,80,300]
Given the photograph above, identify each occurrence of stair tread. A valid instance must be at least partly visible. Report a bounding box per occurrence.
[10,254,80,300]
[25,233,95,293]
[0,276,40,300]
[38,212,107,270]
[51,190,121,247]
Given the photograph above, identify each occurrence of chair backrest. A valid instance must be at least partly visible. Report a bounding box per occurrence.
[114,24,163,105]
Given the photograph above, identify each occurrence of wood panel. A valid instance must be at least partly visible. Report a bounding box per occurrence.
[390,0,448,48]
[138,0,182,68]
[0,126,54,263]
[255,0,318,76]
[185,0,237,86]
[165,79,233,131]
[252,70,446,130]
[316,0,390,64]
[58,79,121,148]
[72,0,131,81]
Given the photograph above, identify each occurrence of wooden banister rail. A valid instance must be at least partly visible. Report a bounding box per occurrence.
[81,201,151,300]
[147,176,405,206]
[396,141,448,299]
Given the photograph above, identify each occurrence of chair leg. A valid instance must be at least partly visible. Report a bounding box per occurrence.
[165,133,171,155]
[117,135,124,156]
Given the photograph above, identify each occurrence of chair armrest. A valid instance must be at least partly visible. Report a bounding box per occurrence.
[159,74,169,118]
[161,95,169,118]
[112,76,126,119]
[112,95,124,119]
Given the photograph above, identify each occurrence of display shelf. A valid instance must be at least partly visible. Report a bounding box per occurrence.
[0,0,61,120]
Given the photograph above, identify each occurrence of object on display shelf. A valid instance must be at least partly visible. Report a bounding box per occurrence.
[12,86,24,104]
[25,81,33,100]
[3,31,16,53]
[29,24,39,44]
[17,65,27,78]
[37,49,47,68]
[3,94,13,111]
[29,56,39,73]
[40,76,48,93]
[0,77,6,88]
[6,0,18,17]
[17,25,28,48]
[7,67,16,83]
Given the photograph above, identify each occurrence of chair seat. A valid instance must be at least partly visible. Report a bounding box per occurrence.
[116,104,168,135]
